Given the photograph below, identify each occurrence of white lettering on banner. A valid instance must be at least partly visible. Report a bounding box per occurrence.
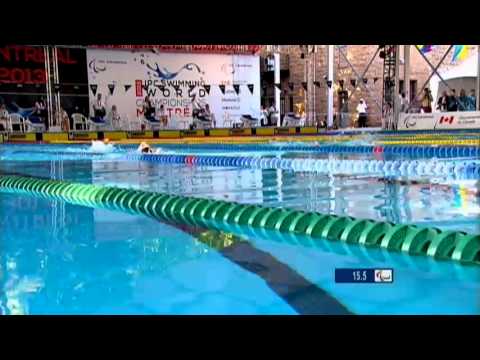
[87,49,260,127]
[398,112,480,130]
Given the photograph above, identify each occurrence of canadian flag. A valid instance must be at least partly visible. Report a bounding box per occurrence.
[439,116,454,124]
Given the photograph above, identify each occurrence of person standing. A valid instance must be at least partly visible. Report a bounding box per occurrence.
[109,105,121,129]
[446,89,458,112]
[260,105,268,127]
[421,88,433,113]
[268,102,277,126]
[467,89,476,111]
[356,99,368,128]
[157,104,168,128]
[204,104,215,128]
[92,93,107,123]
[436,91,448,112]
[458,89,469,111]
[399,92,409,113]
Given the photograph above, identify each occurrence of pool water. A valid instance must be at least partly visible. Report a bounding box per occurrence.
[0,143,479,315]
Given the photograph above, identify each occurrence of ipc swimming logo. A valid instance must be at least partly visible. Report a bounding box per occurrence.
[146,62,204,80]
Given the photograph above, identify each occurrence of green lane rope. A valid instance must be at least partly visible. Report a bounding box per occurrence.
[1,175,479,266]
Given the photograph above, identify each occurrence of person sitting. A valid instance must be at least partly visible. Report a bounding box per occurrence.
[0,104,8,131]
[143,96,158,123]
[28,98,47,129]
[91,93,107,124]
[191,96,213,129]
[157,104,168,128]
[109,105,121,129]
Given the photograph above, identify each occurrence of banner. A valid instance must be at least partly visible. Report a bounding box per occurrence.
[89,45,262,55]
[87,49,260,127]
[398,111,480,130]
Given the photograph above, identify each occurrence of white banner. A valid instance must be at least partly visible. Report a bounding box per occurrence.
[398,111,480,130]
[86,49,260,128]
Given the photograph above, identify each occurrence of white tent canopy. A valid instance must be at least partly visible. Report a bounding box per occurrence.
[430,54,478,103]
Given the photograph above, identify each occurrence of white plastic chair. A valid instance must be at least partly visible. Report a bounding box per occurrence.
[172,115,189,130]
[25,117,46,132]
[141,116,161,130]
[71,113,88,131]
[8,114,26,133]
[88,116,109,131]
[127,116,142,131]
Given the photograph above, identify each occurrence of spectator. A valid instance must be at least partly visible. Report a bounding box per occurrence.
[0,104,8,131]
[399,92,409,113]
[467,89,476,111]
[109,105,121,129]
[59,108,70,132]
[204,104,216,128]
[30,98,48,130]
[260,105,268,127]
[458,89,469,111]
[157,104,168,128]
[436,90,448,112]
[268,102,277,126]
[92,93,107,123]
[143,96,157,122]
[356,98,368,128]
[421,88,433,113]
[446,89,458,112]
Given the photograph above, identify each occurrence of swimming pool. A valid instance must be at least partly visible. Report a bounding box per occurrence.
[1,141,479,315]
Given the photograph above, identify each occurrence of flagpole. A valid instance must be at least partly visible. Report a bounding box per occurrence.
[477,45,480,111]
[404,45,410,103]
[274,51,281,126]
[327,45,334,128]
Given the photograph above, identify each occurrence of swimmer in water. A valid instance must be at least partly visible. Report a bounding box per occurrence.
[89,138,115,153]
[137,142,158,154]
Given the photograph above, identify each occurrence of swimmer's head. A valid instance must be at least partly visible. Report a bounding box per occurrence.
[139,142,151,153]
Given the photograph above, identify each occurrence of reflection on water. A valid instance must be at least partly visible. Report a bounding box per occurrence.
[0,146,479,314]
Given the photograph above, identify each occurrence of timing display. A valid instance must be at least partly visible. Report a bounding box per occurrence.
[335,268,394,283]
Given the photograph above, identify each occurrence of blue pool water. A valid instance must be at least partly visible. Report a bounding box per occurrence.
[0,143,479,315]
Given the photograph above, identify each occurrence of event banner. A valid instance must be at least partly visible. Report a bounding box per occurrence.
[89,45,262,55]
[398,111,480,130]
[86,49,261,127]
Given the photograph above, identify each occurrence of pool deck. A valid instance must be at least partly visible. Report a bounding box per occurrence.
[1,126,479,145]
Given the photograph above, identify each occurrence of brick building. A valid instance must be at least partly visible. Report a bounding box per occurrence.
[260,45,478,127]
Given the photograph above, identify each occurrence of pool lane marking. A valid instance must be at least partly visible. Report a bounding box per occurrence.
[192,230,353,315]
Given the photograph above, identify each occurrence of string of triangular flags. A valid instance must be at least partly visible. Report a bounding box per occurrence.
[86,83,258,96]
[262,77,381,94]
[49,78,383,96]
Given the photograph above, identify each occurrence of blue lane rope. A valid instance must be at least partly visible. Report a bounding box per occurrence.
[147,144,480,159]
[125,153,480,179]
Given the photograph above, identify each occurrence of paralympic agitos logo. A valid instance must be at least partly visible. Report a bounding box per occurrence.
[403,115,417,128]
[88,59,107,73]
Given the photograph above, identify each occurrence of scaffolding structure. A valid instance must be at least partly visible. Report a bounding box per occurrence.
[22,44,480,130]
